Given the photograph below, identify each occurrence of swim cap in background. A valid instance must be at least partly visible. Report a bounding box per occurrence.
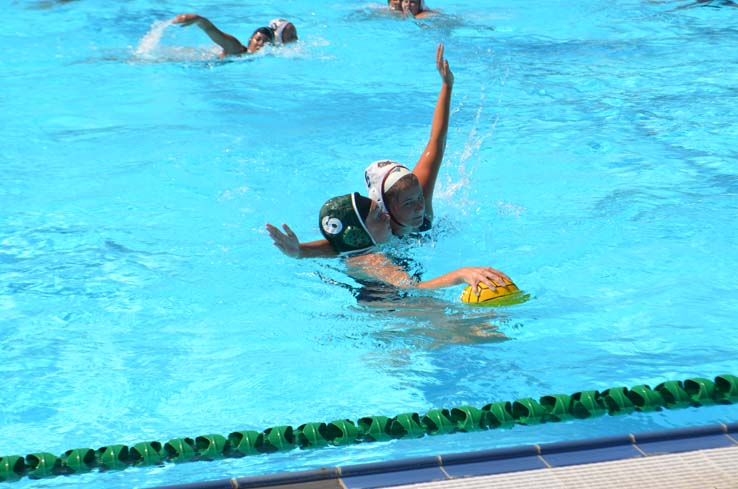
[319,193,376,255]
[269,18,298,44]
[364,160,412,212]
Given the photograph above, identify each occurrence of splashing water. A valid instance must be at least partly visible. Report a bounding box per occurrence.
[132,18,221,62]
[440,88,497,212]
[441,62,510,217]
[134,19,172,58]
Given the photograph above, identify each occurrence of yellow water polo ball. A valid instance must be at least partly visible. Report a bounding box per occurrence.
[460,281,529,306]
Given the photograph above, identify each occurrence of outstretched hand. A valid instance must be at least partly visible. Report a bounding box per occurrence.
[172,13,201,27]
[459,266,512,295]
[436,43,454,87]
[266,223,301,258]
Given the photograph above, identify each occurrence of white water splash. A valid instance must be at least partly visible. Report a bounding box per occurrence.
[132,19,225,62]
[134,19,172,58]
[439,88,497,206]
[434,65,514,220]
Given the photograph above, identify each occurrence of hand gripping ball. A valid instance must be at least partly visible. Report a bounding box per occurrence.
[460,281,528,306]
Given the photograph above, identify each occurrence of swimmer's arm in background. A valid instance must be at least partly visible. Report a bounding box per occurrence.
[266,223,338,259]
[172,14,247,56]
[412,43,454,224]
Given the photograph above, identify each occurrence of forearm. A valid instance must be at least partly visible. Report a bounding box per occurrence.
[415,269,462,290]
[415,81,453,219]
[417,266,512,291]
[427,81,453,149]
[298,240,339,259]
[195,18,245,55]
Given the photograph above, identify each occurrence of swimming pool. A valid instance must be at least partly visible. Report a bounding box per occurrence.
[2,0,737,487]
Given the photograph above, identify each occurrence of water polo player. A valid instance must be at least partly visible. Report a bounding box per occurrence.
[266,43,453,257]
[315,193,511,293]
[402,0,438,18]
[172,13,275,57]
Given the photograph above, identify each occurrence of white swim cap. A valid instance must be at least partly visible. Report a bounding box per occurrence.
[269,18,296,44]
[364,160,412,213]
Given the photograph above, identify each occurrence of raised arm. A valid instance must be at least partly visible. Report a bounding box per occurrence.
[172,13,247,57]
[412,43,454,223]
[266,223,338,259]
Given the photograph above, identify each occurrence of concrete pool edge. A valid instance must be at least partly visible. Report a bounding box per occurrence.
[147,421,738,489]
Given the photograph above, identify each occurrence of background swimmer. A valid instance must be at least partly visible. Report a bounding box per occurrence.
[171,13,276,57]
[266,43,454,257]
[402,0,438,17]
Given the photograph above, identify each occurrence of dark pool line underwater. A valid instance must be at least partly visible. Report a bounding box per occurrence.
[1,374,737,484]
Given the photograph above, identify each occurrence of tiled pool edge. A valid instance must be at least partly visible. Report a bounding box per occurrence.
[148,422,738,489]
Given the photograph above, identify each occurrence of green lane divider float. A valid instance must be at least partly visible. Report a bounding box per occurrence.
[2,373,738,483]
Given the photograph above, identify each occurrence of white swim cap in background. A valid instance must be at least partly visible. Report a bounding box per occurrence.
[269,18,296,44]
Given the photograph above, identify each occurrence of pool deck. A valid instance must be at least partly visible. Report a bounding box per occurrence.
[150,422,738,489]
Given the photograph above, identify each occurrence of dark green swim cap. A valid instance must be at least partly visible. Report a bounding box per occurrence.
[319,193,376,255]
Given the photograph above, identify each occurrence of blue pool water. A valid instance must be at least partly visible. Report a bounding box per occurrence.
[2,0,738,487]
